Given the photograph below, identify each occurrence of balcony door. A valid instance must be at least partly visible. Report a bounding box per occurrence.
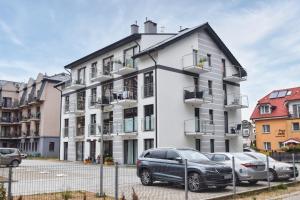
[102,82,113,104]
[123,46,138,68]
[124,139,137,165]
[144,72,153,98]
[76,141,84,161]
[77,68,85,83]
[124,76,137,99]
[124,107,137,133]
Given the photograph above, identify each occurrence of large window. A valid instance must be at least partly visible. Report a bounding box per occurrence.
[77,91,85,110]
[260,105,271,114]
[123,46,138,68]
[144,71,153,98]
[77,67,85,84]
[144,105,154,131]
[102,82,113,104]
[90,88,97,106]
[124,76,137,99]
[103,56,113,75]
[124,107,137,133]
[292,122,300,131]
[91,62,97,78]
[262,124,270,133]
[263,142,271,151]
[292,104,300,118]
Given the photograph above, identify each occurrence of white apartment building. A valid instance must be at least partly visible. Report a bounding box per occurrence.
[58,20,248,164]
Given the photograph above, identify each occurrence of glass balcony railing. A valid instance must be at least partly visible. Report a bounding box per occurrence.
[184,87,213,104]
[184,119,215,135]
[89,124,97,136]
[224,93,248,109]
[111,55,137,75]
[223,66,247,82]
[182,53,211,74]
[142,116,155,131]
[111,86,137,104]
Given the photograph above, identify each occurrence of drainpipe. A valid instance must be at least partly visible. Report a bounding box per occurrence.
[54,85,63,160]
[146,52,158,148]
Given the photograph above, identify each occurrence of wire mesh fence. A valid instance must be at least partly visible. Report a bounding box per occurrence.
[0,156,298,200]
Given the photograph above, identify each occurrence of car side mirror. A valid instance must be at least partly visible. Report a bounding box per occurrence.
[175,157,183,163]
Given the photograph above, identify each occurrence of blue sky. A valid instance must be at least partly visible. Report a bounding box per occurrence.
[1,0,300,120]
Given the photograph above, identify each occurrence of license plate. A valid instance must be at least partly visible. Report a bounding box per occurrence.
[224,174,232,179]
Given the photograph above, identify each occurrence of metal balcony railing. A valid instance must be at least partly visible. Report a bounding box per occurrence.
[183,87,213,103]
[30,112,41,120]
[0,99,19,108]
[111,86,137,102]
[89,95,98,107]
[113,118,138,134]
[223,66,247,82]
[225,122,242,135]
[88,124,97,136]
[0,117,20,123]
[224,93,248,109]
[184,119,215,134]
[103,121,113,135]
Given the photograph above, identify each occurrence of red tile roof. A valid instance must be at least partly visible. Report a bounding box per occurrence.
[251,87,300,120]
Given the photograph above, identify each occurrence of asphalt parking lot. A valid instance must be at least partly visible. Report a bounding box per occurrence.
[3,159,300,200]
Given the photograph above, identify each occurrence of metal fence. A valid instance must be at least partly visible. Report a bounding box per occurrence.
[0,155,298,200]
[270,152,300,163]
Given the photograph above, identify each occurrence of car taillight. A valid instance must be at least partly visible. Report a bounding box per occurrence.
[136,159,141,166]
[241,163,256,168]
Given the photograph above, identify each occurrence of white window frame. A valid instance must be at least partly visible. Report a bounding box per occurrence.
[260,105,271,114]
[262,124,270,133]
[263,142,271,150]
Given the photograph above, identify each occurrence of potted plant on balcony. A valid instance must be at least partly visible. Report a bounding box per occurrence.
[104,156,114,165]
[197,57,207,68]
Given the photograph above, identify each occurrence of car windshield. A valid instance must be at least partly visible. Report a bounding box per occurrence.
[178,150,210,161]
[248,153,275,162]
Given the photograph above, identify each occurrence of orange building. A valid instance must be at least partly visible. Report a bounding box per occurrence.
[251,87,300,151]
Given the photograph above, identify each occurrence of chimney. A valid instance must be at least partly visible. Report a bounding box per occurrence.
[131,22,139,34]
[144,20,157,34]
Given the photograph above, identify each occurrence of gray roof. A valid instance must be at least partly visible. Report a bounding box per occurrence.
[45,73,70,82]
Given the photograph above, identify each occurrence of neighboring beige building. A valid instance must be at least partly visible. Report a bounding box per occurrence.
[0,73,69,157]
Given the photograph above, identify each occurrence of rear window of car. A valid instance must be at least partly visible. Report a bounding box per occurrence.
[144,150,166,159]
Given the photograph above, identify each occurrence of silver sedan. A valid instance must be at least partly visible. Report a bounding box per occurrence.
[244,152,299,181]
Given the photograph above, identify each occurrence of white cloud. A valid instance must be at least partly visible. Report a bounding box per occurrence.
[0,18,23,46]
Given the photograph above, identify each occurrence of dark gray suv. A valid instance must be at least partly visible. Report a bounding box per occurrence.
[137,148,233,192]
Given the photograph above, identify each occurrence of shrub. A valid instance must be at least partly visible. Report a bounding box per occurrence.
[61,190,72,200]
[104,157,113,163]
[0,184,6,200]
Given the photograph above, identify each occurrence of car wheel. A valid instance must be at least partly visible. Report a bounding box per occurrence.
[140,169,153,186]
[268,169,277,182]
[188,172,202,192]
[248,180,258,185]
[11,160,19,167]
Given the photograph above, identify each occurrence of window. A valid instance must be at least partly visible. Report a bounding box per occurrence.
[65,96,70,112]
[124,107,137,133]
[292,122,300,131]
[90,114,96,135]
[222,59,226,77]
[166,150,180,160]
[209,109,214,124]
[103,56,113,74]
[91,62,97,78]
[64,119,69,137]
[123,46,138,68]
[102,82,113,104]
[263,142,271,151]
[144,139,154,150]
[207,54,211,66]
[144,105,154,131]
[124,76,137,100]
[49,142,55,152]
[90,88,97,106]
[77,67,85,84]
[225,139,230,152]
[210,139,215,153]
[292,104,300,118]
[212,154,226,162]
[224,111,229,133]
[260,105,271,114]
[262,125,270,133]
[195,139,201,151]
[148,150,166,159]
[144,71,153,98]
[208,80,213,95]
[77,91,85,110]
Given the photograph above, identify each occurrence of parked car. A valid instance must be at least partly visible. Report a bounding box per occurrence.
[137,148,233,192]
[20,151,28,159]
[208,153,267,185]
[244,152,299,181]
[243,147,256,152]
[0,148,22,167]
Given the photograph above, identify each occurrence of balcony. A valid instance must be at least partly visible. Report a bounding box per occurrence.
[90,69,113,83]
[111,56,137,76]
[114,118,138,136]
[30,130,40,137]
[182,53,211,74]
[29,112,41,121]
[28,92,41,105]
[223,67,247,83]
[225,122,242,137]
[184,119,215,136]
[111,87,137,107]
[184,87,213,105]
[0,100,19,110]
[224,94,248,110]
[65,103,85,115]
[141,116,155,132]
[0,117,20,124]
[0,132,20,138]
[103,122,114,135]
[64,79,86,91]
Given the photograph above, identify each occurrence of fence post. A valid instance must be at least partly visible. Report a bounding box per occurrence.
[232,156,236,195]
[184,159,188,200]
[292,153,296,182]
[115,162,119,200]
[8,166,12,200]
[266,155,270,189]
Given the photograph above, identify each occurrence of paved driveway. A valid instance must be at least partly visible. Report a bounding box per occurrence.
[3,160,300,200]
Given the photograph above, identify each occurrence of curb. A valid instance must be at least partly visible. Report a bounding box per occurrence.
[205,181,300,200]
